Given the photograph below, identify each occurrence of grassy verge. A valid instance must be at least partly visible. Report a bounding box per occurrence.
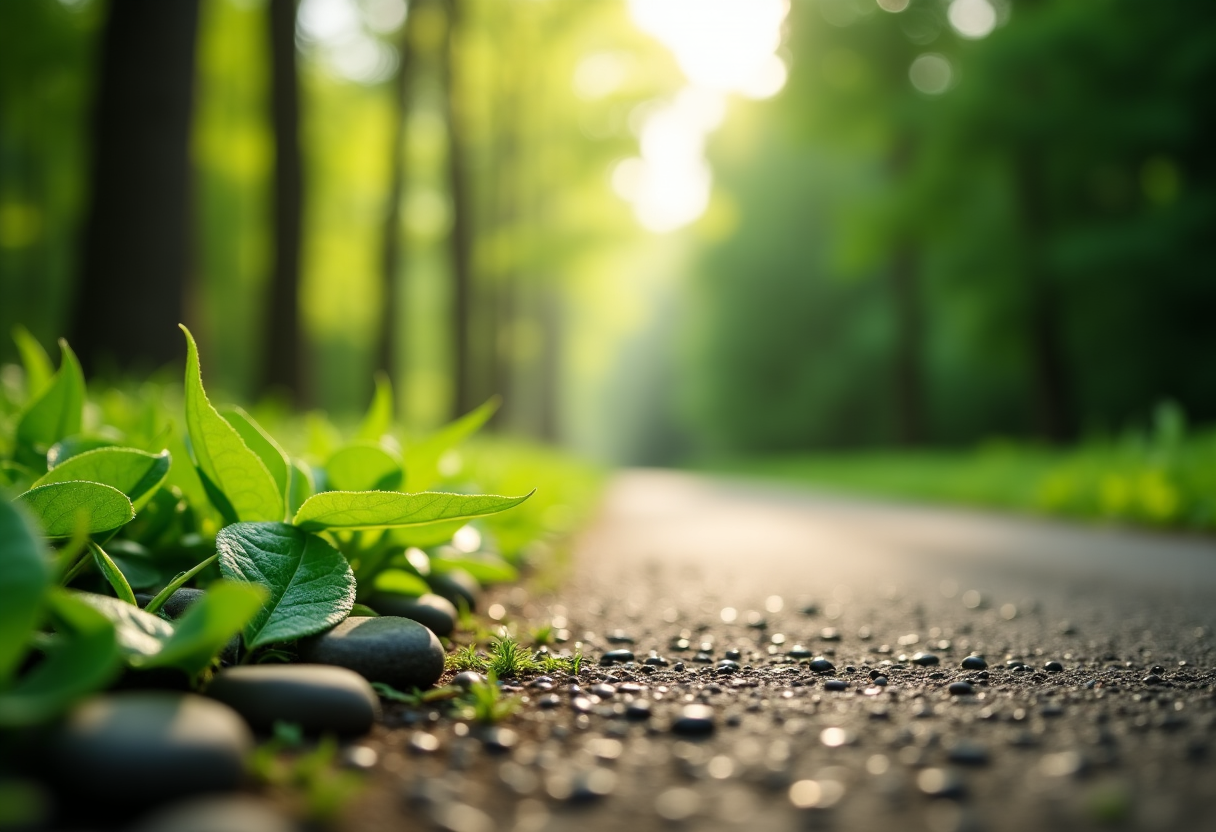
[701,417,1216,533]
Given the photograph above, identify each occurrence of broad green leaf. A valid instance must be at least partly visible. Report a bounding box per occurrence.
[373,568,431,597]
[406,396,500,491]
[431,553,518,585]
[293,489,532,533]
[387,519,467,550]
[15,481,134,537]
[179,326,282,523]
[46,436,117,468]
[325,443,403,492]
[220,407,290,510]
[355,371,394,441]
[0,499,51,686]
[151,581,266,675]
[88,542,137,605]
[74,591,174,663]
[12,325,53,398]
[0,589,120,727]
[15,340,85,466]
[216,522,355,649]
[33,447,170,511]
[288,459,315,517]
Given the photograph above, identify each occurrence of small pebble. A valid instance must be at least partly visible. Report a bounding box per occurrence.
[626,701,652,720]
[948,681,975,696]
[809,658,836,673]
[911,653,940,667]
[1143,674,1163,685]
[824,679,847,692]
[599,649,635,666]
[671,704,715,736]
[960,656,988,670]
[1044,661,1064,673]
[716,660,740,674]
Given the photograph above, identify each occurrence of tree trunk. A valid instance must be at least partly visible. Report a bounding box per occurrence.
[73,0,200,373]
[1016,146,1073,443]
[377,8,418,379]
[891,240,923,445]
[443,0,475,419]
[261,0,304,401]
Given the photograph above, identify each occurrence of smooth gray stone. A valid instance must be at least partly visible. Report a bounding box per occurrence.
[205,664,380,736]
[128,795,296,832]
[297,616,445,690]
[128,795,295,832]
[47,693,252,805]
[426,569,481,613]
[366,592,457,637]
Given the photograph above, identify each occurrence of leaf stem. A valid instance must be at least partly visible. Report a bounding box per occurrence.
[144,553,218,615]
[61,550,94,584]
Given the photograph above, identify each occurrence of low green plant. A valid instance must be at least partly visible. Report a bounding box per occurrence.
[457,672,520,724]
[442,636,580,679]
[249,729,362,823]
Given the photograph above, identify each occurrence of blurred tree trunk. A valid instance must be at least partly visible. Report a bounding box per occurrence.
[377,6,419,379]
[443,0,475,419]
[260,0,304,402]
[889,134,924,445]
[1017,145,1073,443]
[73,0,200,373]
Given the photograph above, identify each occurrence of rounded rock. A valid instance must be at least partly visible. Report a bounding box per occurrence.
[426,569,481,613]
[960,656,988,671]
[365,592,458,637]
[1044,661,1064,673]
[824,679,847,692]
[46,693,252,806]
[130,796,294,832]
[205,664,379,736]
[911,653,940,667]
[600,649,635,666]
[809,658,835,673]
[452,671,485,689]
[948,681,975,696]
[297,616,445,690]
[671,704,715,736]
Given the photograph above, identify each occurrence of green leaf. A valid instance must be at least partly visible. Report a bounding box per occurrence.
[293,489,532,533]
[46,436,117,469]
[0,499,51,686]
[15,481,135,538]
[33,447,170,512]
[219,407,290,511]
[288,459,315,517]
[355,371,394,441]
[0,589,120,727]
[15,340,85,466]
[88,542,137,605]
[151,581,266,675]
[12,325,53,399]
[431,553,518,585]
[406,396,500,491]
[105,540,162,590]
[73,591,175,663]
[179,326,283,523]
[372,568,431,597]
[325,443,403,492]
[216,522,355,649]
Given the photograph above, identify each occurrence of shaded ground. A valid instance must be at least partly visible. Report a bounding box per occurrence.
[345,470,1216,832]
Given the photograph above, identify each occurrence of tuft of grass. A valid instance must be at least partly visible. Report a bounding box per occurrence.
[445,644,488,673]
[487,636,538,678]
[443,638,581,679]
[457,672,520,724]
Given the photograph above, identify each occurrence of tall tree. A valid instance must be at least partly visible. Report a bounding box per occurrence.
[443,0,475,419]
[72,0,200,373]
[261,0,305,401]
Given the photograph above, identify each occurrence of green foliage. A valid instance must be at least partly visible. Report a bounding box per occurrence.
[15,481,134,537]
[324,443,403,492]
[33,448,170,512]
[180,325,283,524]
[292,489,532,532]
[443,636,580,679]
[0,499,50,686]
[457,672,520,725]
[88,541,137,605]
[15,340,84,467]
[216,523,356,650]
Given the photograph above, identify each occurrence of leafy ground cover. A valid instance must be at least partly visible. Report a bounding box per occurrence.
[0,325,600,737]
[701,404,1216,532]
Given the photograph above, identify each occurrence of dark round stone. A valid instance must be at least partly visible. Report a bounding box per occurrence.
[692,652,714,664]
[600,649,635,666]
[425,569,481,613]
[46,693,252,806]
[1143,674,1163,685]
[947,741,989,766]
[1150,665,1165,675]
[716,660,740,674]
[961,656,988,670]
[671,704,715,736]
[911,653,940,667]
[724,649,742,661]
[297,616,445,690]
[948,681,975,696]
[824,679,847,692]
[872,676,888,686]
[591,683,616,697]
[644,656,669,667]
[136,587,205,620]
[479,726,518,753]
[626,701,652,720]
[1044,661,1064,673]
[809,658,835,673]
[788,646,812,659]
[205,664,379,736]
[452,671,484,689]
[129,796,294,832]
[365,592,457,637]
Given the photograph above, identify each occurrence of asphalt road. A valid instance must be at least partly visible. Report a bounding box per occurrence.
[355,470,1216,832]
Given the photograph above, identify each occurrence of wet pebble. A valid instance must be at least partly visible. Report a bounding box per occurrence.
[205,664,379,736]
[789,645,812,659]
[1044,661,1064,673]
[599,649,635,666]
[948,681,975,696]
[911,653,940,667]
[364,592,457,637]
[717,660,740,674]
[1143,674,1163,685]
[298,616,445,690]
[825,679,848,692]
[809,658,836,673]
[452,671,485,689]
[671,704,715,736]
[960,656,988,670]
